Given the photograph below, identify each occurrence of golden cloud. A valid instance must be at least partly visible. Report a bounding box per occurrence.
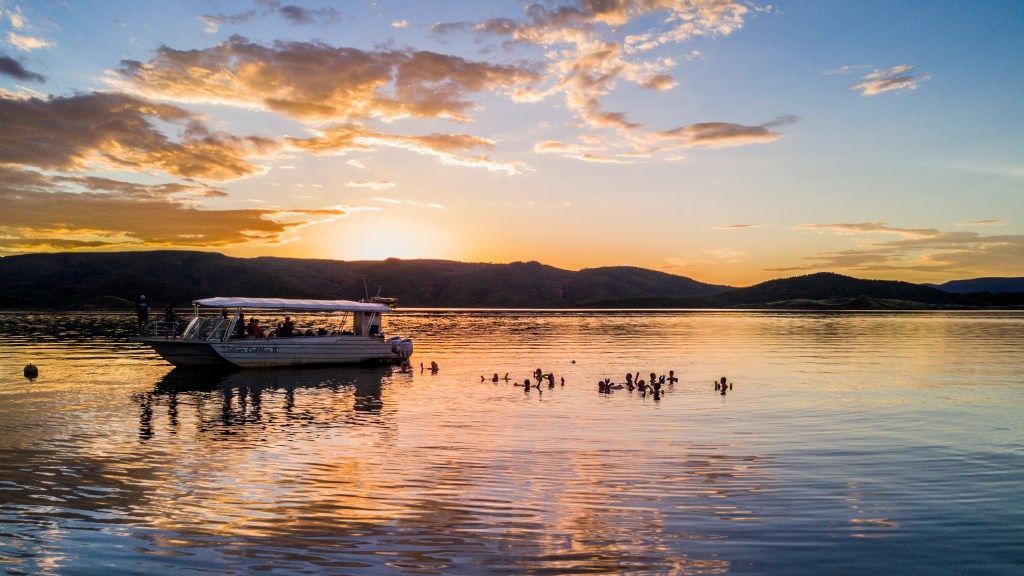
[112,36,538,123]
[0,92,277,180]
[6,31,54,51]
[289,123,528,174]
[0,166,346,251]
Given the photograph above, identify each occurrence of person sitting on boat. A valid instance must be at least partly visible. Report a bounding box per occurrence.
[247,318,265,339]
[276,316,295,337]
[164,303,177,325]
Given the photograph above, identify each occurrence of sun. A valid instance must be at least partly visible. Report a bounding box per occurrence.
[317,215,454,261]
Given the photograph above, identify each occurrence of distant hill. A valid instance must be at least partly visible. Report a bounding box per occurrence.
[931,277,1024,294]
[590,272,1024,309]
[716,272,956,306]
[0,251,728,309]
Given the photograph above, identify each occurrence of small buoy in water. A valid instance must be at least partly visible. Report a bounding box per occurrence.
[24,363,38,379]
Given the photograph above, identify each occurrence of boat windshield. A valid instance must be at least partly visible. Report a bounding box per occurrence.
[173,309,383,341]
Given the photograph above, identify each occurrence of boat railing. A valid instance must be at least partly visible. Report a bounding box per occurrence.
[142,319,183,338]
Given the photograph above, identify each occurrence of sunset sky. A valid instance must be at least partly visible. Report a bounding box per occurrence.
[0,0,1020,285]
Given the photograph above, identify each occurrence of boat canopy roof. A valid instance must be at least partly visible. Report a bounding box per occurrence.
[193,297,392,313]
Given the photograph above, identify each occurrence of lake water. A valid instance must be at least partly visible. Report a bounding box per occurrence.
[0,310,1021,575]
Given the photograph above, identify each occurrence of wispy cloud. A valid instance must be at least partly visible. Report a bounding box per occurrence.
[346,180,395,191]
[291,124,528,174]
[715,224,759,230]
[769,222,1024,275]
[823,64,868,76]
[849,65,931,96]
[664,248,750,273]
[955,219,1005,227]
[372,196,445,209]
[272,3,341,26]
[434,0,792,162]
[198,11,256,33]
[655,116,797,149]
[391,19,410,29]
[199,1,340,33]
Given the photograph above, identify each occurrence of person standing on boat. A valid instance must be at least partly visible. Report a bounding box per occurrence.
[234,311,246,339]
[135,295,149,334]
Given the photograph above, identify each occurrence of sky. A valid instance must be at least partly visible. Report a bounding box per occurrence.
[0,0,1021,285]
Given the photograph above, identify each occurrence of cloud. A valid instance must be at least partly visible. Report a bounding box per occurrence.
[372,196,445,209]
[533,139,633,163]
[536,115,796,163]
[391,19,410,29]
[6,32,54,51]
[0,53,44,81]
[346,179,395,191]
[111,36,537,123]
[955,219,1005,227]
[770,222,1024,275]
[823,64,868,76]
[0,92,277,180]
[198,10,256,33]
[345,159,366,169]
[435,1,790,161]
[0,165,346,251]
[274,4,341,26]
[715,224,759,229]
[4,7,26,29]
[656,116,797,149]
[289,123,528,174]
[849,65,931,96]
[200,2,339,32]
[664,248,750,273]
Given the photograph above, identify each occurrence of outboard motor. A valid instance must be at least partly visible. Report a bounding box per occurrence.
[389,336,414,358]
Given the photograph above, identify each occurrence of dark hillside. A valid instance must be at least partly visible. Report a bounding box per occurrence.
[0,251,727,309]
[716,272,958,306]
[932,277,1024,294]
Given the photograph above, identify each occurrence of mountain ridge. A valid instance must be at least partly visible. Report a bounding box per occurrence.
[0,251,1021,310]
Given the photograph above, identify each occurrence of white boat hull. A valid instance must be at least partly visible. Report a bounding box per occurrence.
[140,338,229,367]
[210,336,412,368]
[140,335,413,368]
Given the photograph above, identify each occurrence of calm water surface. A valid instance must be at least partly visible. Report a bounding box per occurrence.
[0,311,1021,575]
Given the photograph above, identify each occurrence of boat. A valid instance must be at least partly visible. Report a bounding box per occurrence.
[135,297,413,368]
